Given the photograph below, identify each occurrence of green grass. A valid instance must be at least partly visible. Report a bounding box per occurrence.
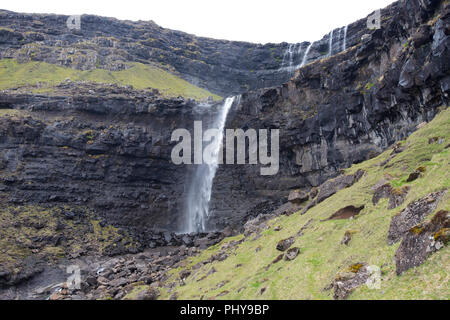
[155,107,449,300]
[0,59,221,101]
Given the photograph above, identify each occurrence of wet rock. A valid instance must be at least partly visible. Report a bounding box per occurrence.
[388,190,446,245]
[395,210,449,275]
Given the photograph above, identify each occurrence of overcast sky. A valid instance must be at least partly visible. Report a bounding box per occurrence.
[2,0,396,43]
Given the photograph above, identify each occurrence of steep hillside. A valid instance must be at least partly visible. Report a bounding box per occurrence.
[154,107,449,300]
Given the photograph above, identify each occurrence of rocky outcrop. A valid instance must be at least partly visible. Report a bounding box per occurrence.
[395,209,449,275]
[328,263,371,300]
[388,190,446,245]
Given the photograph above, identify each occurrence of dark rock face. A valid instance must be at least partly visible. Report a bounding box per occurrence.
[0,83,211,235]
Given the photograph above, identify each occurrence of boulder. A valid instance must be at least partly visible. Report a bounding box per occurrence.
[388,190,446,245]
[284,248,300,261]
[395,210,449,275]
[276,237,295,252]
[288,190,309,204]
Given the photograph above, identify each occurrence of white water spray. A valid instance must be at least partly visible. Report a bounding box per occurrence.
[280,43,299,73]
[300,43,313,67]
[185,96,236,233]
[342,25,348,51]
[328,30,334,57]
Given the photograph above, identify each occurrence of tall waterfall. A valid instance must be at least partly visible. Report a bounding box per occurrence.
[342,25,348,51]
[328,30,334,57]
[185,96,236,233]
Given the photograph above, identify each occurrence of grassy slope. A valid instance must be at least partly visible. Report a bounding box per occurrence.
[155,107,449,300]
[0,59,221,101]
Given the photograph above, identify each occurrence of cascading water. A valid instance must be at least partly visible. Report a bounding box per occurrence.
[300,43,313,67]
[342,25,348,51]
[327,30,334,57]
[280,43,299,73]
[185,96,236,233]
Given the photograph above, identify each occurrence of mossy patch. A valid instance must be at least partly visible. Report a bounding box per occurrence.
[0,59,221,101]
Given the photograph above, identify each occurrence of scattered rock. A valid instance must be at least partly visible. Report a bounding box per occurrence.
[179,270,191,281]
[288,190,309,204]
[272,254,284,264]
[428,137,444,144]
[276,237,295,252]
[301,170,365,215]
[316,170,365,204]
[135,287,160,300]
[395,210,449,275]
[406,170,421,182]
[372,184,410,209]
[329,263,370,300]
[284,248,300,261]
[341,231,354,245]
[388,190,446,245]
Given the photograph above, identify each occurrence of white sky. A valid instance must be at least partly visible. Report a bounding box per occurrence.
[1,0,396,44]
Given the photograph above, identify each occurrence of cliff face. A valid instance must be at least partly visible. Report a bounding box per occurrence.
[0,83,198,235]
[0,9,297,96]
[0,0,449,236]
[206,0,449,229]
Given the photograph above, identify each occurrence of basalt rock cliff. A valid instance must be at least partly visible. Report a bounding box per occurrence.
[0,0,449,284]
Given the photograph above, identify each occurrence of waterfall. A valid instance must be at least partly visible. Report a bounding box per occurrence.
[327,30,334,57]
[185,96,236,233]
[342,25,348,51]
[280,43,297,73]
[300,43,313,67]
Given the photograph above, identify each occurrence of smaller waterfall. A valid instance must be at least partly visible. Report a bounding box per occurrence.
[327,30,334,57]
[281,43,298,73]
[300,43,313,67]
[185,96,236,233]
[342,25,348,51]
